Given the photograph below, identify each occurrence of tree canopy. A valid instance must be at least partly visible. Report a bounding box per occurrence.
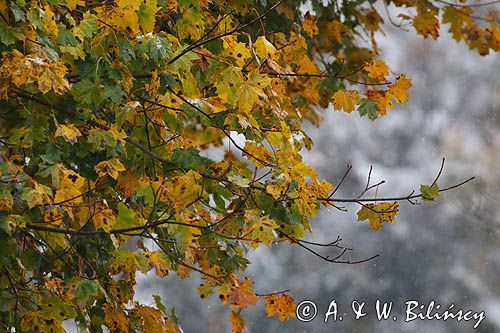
[0,0,497,332]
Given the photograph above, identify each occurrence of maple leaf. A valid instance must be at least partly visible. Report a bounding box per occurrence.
[0,1,8,22]
[54,124,82,144]
[223,36,251,67]
[324,20,348,43]
[0,187,14,210]
[169,170,202,212]
[266,182,284,200]
[114,202,147,230]
[242,141,273,168]
[92,208,116,232]
[245,215,278,247]
[53,182,82,206]
[103,304,130,333]
[413,11,440,40]
[214,65,244,104]
[22,182,52,209]
[227,277,257,310]
[132,305,165,332]
[387,74,412,103]
[109,248,149,276]
[138,0,159,32]
[38,61,70,94]
[290,161,318,187]
[65,0,85,11]
[303,11,319,37]
[297,53,320,74]
[236,71,271,114]
[147,251,171,278]
[95,159,126,179]
[358,7,384,32]
[254,36,278,60]
[21,311,65,333]
[74,279,99,305]
[442,6,473,42]
[358,99,380,120]
[365,90,393,116]
[357,202,400,231]
[108,124,127,143]
[229,310,245,333]
[264,293,297,321]
[364,60,389,80]
[197,284,213,299]
[332,90,361,113]
[420,183,440,201]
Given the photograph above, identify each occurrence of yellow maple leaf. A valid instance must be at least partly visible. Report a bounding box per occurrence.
[122,8,141,34]
[229,310,245,333]
[297,53,320,74]
[364,60,389,80]
[132,305,165,332]
[116,171,141,198]
[236,71,270,114]
[169,170,202,211]
[54,167,85,204]
[266,183,283,200]
[40,62,70,95]
[245,215,278,247]
[295,183,320,217]
[325,20,348,43]
[54,124,82,144]
[214,65,244,104]
[147,251,171,278]
[242,141,273,168]
[103,304,130,333]
[222,36,251,67]
[176,7,204,39]
[95,159,126,179]
[60,166,86,189]
[357,202,399,231]
[254,36,278,60]
[332,90,361,113]
[108,124,127,143]
[117,0,142,11]
[413,11,440,39]
[21,311,64,333]
[0,0,8,20]
[65,0,85,11]
[42,5,59,36]
[264,293,297,321]
[387,74,412,103]
[302,11,319,37]
[290,161,318,187]
[197,284,213,299]
[92,208,116,233]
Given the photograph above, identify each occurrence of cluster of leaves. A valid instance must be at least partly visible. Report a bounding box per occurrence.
[0,0,495,332]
